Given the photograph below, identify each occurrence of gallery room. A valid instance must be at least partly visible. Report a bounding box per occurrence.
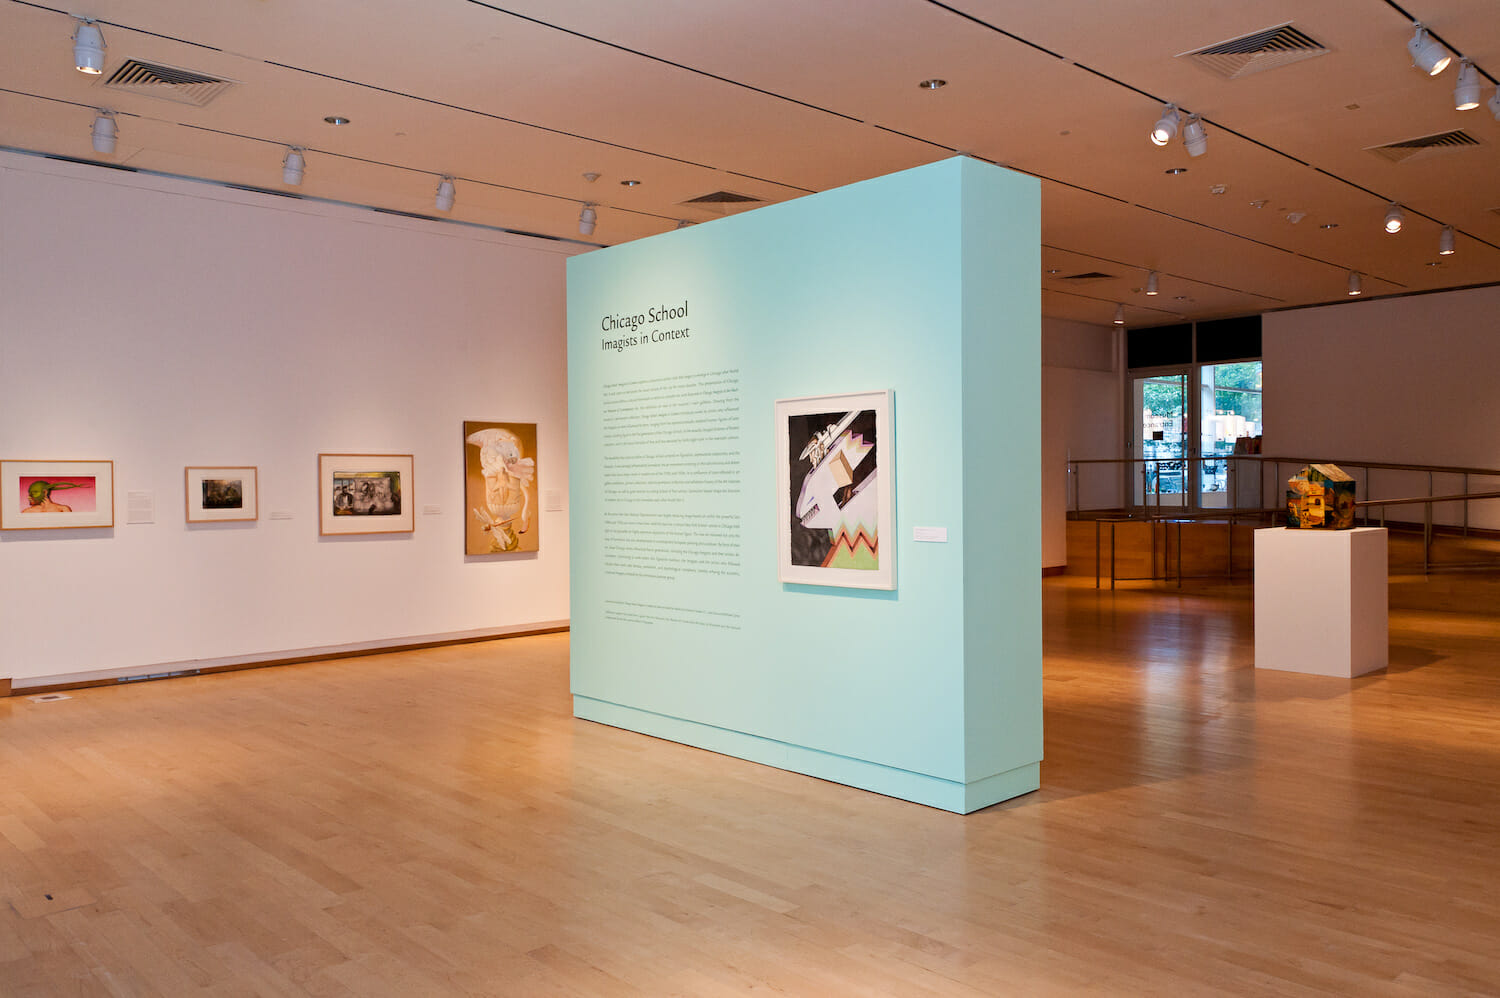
[1,1,1498,994]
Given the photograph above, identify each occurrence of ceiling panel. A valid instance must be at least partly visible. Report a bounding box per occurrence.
[1,0,1495,330]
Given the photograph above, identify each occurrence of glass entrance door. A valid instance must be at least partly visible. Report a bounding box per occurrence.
[1197,362,1263,509]
[1133,371,1189,508]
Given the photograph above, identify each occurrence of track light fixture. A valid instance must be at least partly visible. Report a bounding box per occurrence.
[1150,104,1180,147]
[282,147,305,186]
[434,176,455,212]
[1182,115,1207,157]
[1113,304,1125,326]
[90,111,117,154]
[1439,225,1456,256]
[73,19,106,74]
[1454,60,1481,110]
[1145,272,1160,296]
[579,204,597,236]
[1347,272,1362,296]
[1407,23,1451,77]
[1383,204,1405,234]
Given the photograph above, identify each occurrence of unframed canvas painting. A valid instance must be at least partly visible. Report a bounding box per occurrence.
[464,421,538,554]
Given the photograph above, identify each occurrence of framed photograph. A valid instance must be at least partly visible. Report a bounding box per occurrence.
[185,466,258,523]
[318,453,414,535]
[464,421,538,554]
[775,390,894,589]
[0,459,115,530]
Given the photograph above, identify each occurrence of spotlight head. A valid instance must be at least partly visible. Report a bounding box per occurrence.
[1407,24,1451,77]
[1113,303,1125,326]
[1454,60,1481,110]
[434,176,455,212]
[1490,89,1500,121]
[1347,272,1362,297]
[1145,271,1160,296]
[1182,115,1207,157]
[1439,225,1456,256]
[282,147,305,186]
[73,20,106,74]
[1383,203,1405,234]
[579,204,597,236]
[90,111,117,155]
[1150,104,1180,147]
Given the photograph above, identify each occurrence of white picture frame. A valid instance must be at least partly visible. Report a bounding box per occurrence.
[185,466,258,523]
[775,390,894,589]
[0,459,115,530]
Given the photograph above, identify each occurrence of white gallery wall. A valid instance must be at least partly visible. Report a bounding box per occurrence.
[1264,285,1500,529]
[1041,317,1120,567]
[0,152,576,686]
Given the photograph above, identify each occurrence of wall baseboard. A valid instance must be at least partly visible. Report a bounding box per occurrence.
[10,621,570,697]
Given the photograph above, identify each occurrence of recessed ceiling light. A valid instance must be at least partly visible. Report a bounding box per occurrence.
[1165,167,1188,175]
[1286,212,1306,224]
[323,115,351,125]
[1319,223,1339,229]
[918,79,947,90]
[1250,199,1268,208]
[1045,268,1061,275]
[1345,103,1361,111]
[1210,184,1227,195]
[620,179,641,187]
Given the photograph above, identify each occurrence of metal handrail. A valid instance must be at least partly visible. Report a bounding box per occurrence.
[1082,485,1500,584]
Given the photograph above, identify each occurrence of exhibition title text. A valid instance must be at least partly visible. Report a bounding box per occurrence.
[601,300,690,353]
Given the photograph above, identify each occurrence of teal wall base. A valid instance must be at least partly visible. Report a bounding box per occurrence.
[575,695,1039,814]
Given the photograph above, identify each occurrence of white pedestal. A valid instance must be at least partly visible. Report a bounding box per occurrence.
[1254,527,1388,677]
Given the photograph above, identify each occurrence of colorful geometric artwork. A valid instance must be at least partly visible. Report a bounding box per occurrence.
[775,391,894,589]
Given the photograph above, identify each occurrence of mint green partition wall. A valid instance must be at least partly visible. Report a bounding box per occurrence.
[566,158,1040,813]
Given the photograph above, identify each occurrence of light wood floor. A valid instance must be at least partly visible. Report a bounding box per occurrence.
[3,580,1498,996]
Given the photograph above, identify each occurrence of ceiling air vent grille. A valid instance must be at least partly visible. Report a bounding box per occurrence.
[678,189,764,217]
[1367,130,1482,164]
[1059,271,1114,282]
[1179,24,1329,80]
[104,60,236,108]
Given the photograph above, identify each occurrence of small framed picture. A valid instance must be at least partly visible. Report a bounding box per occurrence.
[185,466,258,523]
[775,391,895,590]
[1,459,116,530]
[318,453,414,535]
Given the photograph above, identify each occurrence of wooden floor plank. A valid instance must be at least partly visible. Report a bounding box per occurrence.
[2,577,1498,994]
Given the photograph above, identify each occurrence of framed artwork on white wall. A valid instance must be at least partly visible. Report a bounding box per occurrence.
[318,453,414,535]
[0,459,115,530]
[185,466,258,523]
[774,390,894,589]
[464,421,538,554]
